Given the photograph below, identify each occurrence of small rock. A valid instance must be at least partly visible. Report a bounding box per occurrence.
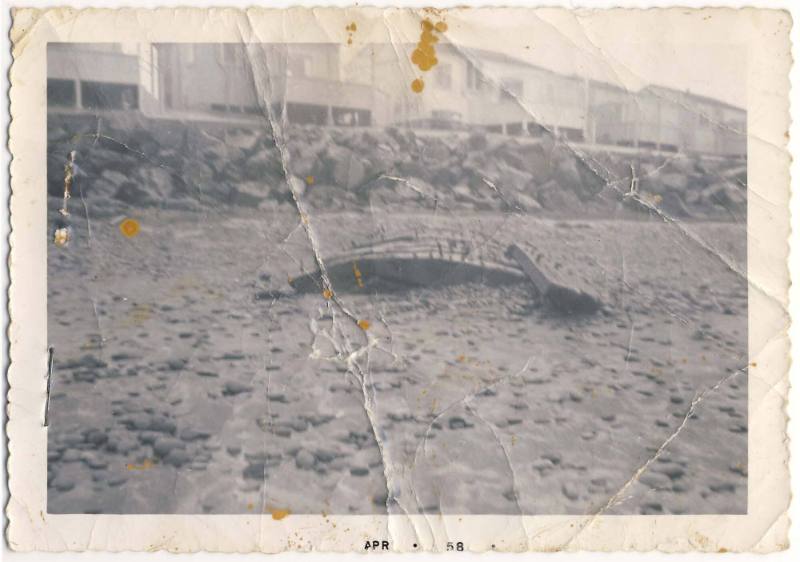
[61,449,82,463]
[561,482,580,501]
[295,449,316,470]
[166,359,187,371]
[222,381,253,396]
[153,437,185,458]
[164,448,191,468]
[180,428,211,442]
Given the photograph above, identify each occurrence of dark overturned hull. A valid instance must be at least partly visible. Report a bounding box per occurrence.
[289,256,527,294]
[287,245,603,318]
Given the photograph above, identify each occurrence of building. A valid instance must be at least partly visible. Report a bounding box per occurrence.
[48,43,384,126]
[459,47,587,141]
[592,85,746,156]
[350,44,588,140]
[46,42,746,157]
[153,43,386,126]
[47,43,161,114]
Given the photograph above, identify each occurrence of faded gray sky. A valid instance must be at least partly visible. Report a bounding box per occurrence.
[493,41,747,109]
[432,9,750,109]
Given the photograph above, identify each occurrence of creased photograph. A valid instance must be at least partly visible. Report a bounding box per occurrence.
[6,6,791,553]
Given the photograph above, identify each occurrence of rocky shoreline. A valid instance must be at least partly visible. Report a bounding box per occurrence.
[48,116,746,221]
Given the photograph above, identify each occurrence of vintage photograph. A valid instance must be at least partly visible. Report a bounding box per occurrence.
[43,34,750,518]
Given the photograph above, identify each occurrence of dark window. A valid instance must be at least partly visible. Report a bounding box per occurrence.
[47,79,76,107]
[506,122,523,136]
[561,127,585,142]
[80,81,139,110]
[466,61,478,89]
[527,123,547,137]
[331,107,371,127]
[466,61,488,91]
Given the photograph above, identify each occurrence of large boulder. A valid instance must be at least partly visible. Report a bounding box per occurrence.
[420,138,452,164]
[230,181,271,207]
[93,169,129,199]
[657,190,693,218]
[320,145,368,190]
[701,181,747,211]
[289,142,323,179]
[644,171,688,195]
[243,148,283,181]
[517,144,553,185]
[134,166,175,200]
[113,179,155,206]
[181,159,216,195]
[551,154,583,195]
[467,131,489,151]
[535,179,582,212]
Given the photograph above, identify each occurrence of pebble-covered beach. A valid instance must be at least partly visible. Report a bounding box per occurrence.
[47,207,747,516]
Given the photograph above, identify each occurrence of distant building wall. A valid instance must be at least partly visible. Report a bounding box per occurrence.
[363,44,588,139]
[47,44,156,113]
[468,54,586,139]
[349,43,473,127]
[46,42,746,157]
[155,43,378,125]
[155,44,260,115]
[592,85,746,156]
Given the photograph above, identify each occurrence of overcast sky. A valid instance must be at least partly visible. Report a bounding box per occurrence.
[433,9,750,109]
[489,41,747,109]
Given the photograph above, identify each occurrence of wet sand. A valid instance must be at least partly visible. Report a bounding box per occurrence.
[47,207,747,515]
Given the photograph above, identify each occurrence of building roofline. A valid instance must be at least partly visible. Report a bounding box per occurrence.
[440,42,742,111]
[641,84,745,112]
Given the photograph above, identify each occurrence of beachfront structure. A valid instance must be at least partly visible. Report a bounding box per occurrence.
[152,44,388,126]
[47,42,746,157]
[47,43,161,114]
[347,44,588,140]
[47,43,383,126]
[591,85,746,156]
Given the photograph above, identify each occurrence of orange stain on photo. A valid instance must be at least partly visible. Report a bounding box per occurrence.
[410,18,447,92]
[271,508,291,520]
[357,319,371,331]
[346,22,357,45]
[127,458,155,471]
[120,218,140,238]
[322,288,333,300]
[352,261,365,288]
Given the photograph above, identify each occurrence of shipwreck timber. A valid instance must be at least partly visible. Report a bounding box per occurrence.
[286,232,602,316]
